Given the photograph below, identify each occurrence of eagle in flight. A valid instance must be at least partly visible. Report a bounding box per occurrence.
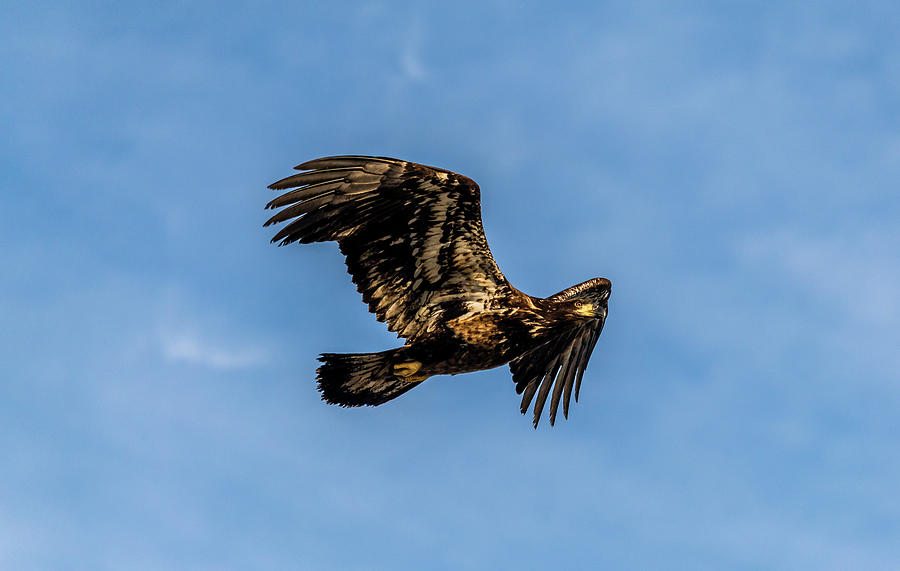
[265,156,610,427]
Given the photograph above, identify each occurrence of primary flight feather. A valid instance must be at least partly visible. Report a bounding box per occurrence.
[265,155,610,427]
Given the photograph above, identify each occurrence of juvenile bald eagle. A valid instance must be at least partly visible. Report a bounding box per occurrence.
[265,156,610,427]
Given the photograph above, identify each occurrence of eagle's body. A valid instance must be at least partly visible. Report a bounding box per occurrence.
[266,155,610,427]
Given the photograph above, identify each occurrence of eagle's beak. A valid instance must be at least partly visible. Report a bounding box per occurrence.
[575,303,597,318]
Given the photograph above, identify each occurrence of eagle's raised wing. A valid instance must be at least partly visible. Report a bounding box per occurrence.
[510,316,605,428]
[265,156,514,341]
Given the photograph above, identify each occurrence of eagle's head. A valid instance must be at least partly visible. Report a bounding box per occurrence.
[549,277,611,320]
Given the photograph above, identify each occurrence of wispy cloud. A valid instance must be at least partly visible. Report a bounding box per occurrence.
[159,329,268,369]
[400,49,427,82]
[400,15,429,82]
[155,290,271,370]
[740,226,900,327]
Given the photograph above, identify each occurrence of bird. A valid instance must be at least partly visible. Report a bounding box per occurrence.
[265,155,610,427]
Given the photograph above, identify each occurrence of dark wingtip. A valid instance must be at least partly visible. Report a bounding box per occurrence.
[293,158,324,170]
[293,156,354,170]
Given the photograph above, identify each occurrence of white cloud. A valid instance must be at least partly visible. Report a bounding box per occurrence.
[155,289,271,370]
[400,15,428,82]
[159,328,268,369]
[739,226,900,327]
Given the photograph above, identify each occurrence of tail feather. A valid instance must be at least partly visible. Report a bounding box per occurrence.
[316,350,422,407]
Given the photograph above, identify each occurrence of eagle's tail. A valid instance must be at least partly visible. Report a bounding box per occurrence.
[316,349,425,407]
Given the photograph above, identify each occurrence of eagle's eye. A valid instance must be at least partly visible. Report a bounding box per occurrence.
[574,301,584,308]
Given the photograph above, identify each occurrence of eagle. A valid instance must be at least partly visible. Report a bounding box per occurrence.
[265,155,610,427]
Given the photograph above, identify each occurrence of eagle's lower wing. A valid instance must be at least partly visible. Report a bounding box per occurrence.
[265,156,513,341]
[510,317,605,428]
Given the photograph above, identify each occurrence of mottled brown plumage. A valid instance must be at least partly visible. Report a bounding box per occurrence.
[265,155,610,427]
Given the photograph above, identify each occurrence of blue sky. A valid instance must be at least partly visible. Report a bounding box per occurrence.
[2,1,899,569]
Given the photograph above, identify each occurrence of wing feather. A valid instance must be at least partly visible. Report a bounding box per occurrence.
[575,326,603,402]
[266,156,513,341]
[549,344,577,425]
[562,335,589,418]
[531,362,561,427]
[510,316,605,427]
